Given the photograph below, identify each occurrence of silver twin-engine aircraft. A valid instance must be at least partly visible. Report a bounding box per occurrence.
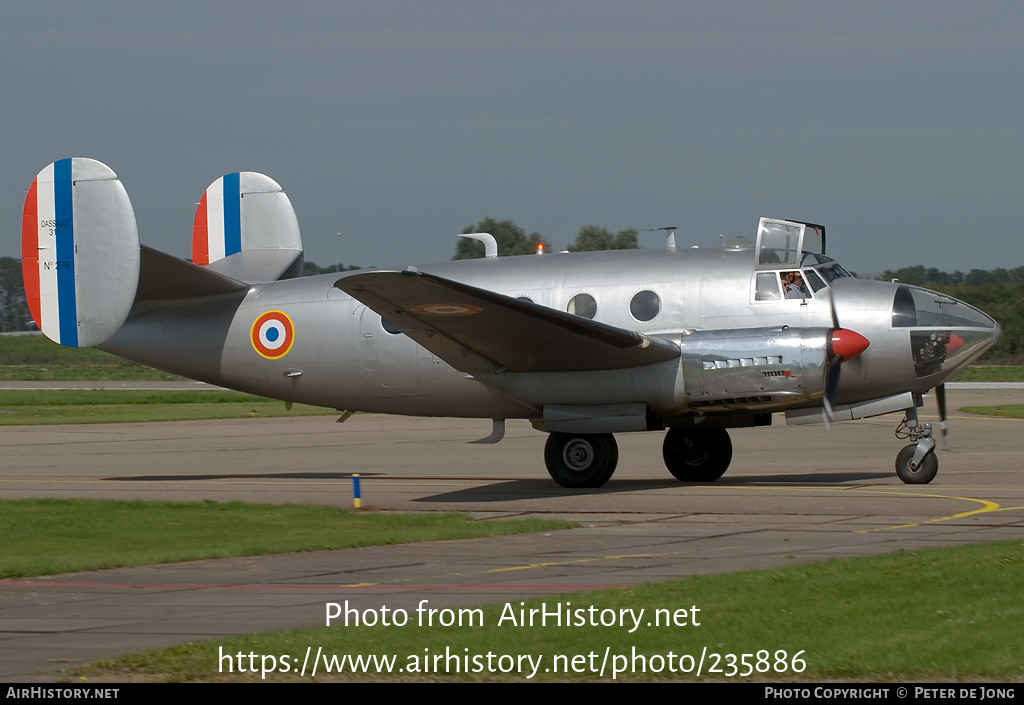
[22,158,1001,488]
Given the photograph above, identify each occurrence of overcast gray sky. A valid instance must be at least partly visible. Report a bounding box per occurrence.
[3,2,1022,274]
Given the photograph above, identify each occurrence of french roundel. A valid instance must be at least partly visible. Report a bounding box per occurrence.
[251,311,295,359]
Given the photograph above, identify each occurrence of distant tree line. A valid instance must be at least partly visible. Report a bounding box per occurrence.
[302,261,361,276]
[452,218,638,260]
[0,258,30,332]
[0,248,1019,364]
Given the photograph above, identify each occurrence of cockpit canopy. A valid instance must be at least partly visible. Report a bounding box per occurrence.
[752,218,849,301]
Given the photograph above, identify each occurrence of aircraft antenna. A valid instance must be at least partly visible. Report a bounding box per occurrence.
[459,232,498,258]
[647,226,678,252]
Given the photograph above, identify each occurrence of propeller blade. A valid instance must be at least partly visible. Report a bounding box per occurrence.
[820,288,870,430]
[828,286,841,329]
[824,329,869,416]
[936,382,948,448]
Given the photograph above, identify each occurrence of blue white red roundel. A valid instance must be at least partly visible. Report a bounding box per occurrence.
[251,311,295,359]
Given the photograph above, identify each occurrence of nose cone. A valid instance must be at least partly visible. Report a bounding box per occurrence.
[892,285,1001,380]
[831,329,870,362]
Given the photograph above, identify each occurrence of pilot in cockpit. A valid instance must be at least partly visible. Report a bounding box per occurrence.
[782,271,808,299]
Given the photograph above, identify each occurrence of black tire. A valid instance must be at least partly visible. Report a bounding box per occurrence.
[544,433,618,488]
[895,444,938,484]
[663,428,732,482]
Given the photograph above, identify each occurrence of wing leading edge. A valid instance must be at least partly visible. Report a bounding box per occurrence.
[336,270,679,374]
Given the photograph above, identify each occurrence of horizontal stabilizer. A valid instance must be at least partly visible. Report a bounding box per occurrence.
[21,158,140,347]
[192,172,303,282]
[135,245,250,302]
[336,270,679,374]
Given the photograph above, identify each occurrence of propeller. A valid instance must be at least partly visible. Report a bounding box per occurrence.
[935,382,949,448]
[821,288,869,426]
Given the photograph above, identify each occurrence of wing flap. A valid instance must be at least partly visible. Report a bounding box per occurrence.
[336,270,679,373]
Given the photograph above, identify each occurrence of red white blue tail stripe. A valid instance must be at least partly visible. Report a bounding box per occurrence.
[22,159,78,346]
[192,172,302,267]
[21,158,140,348]
[192,173,241,265]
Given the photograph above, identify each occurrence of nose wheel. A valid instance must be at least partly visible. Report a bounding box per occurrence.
[894,406,938,484]
[896,443,938,484]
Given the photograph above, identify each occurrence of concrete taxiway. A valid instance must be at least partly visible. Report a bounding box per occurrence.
[1,388,1023,680]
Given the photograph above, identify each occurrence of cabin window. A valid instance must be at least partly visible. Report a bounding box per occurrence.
[755,272,781,300]
[516,296,534,304]
[630,290,661,321]
[567,293,597,319]
[380,317,403,334]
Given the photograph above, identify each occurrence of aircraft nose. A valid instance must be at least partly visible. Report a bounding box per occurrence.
[892,285,1002,379]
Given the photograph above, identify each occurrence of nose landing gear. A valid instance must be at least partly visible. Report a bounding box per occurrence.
[895,406,938,484]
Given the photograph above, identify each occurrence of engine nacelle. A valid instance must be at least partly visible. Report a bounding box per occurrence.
[680,326,833,411]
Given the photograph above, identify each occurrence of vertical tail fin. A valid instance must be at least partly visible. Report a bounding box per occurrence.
[21,158,140,347]
[192,172,304,282]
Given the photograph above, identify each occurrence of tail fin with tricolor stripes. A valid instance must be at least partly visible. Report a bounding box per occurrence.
[192,172,304,282]
[21,158,140,347]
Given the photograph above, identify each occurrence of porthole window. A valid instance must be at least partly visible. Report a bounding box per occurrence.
[516,296,534,304]
[630,290,661,321]
[566,293,597,319]
[381,317,403,334]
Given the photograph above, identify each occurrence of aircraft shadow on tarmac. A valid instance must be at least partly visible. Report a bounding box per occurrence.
[414,471,893,503]
[103,472,384,481]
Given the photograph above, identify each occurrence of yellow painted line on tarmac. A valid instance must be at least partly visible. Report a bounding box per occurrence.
[854,494,1003,532]
[488,552,664,574]
[489,560,590,573]
[652,484,1023,534]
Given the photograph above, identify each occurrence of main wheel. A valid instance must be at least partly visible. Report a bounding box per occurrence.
[663,428,732,482]
[544,433,618,488]
[895,444,938,484]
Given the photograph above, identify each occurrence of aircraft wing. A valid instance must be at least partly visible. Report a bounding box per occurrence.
[336,270,680,374]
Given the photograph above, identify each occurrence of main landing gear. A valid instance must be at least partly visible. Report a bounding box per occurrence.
[662,428,733,482]
[544,432,618,488]
[543,428,735,488]
[894,406,938,484]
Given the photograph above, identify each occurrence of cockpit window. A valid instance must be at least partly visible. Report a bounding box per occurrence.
[757,221,802,266]
[755,272,782,300]
[817,263,851,283]
[892,285,996,329]
[804,269,826,293]
[800,252,833,267]
[781,271,810,299]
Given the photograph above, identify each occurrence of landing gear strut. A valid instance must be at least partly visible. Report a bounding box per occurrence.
[895,406,938,484]
[544,432,618,488]
[663,428,733,482]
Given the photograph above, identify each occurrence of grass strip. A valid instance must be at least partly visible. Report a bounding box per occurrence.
[0,499,572,579]
[0,335,182,381]
[962,405,1024,419]
[81,541,1024,682]
[0,390,334,424]
[952,366,1024,383]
